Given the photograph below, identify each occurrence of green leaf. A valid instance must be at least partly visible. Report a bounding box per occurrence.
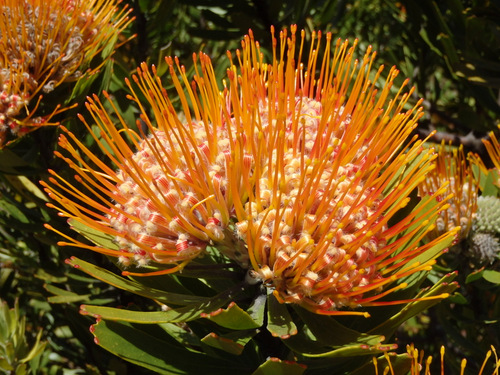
[368,272,458,338]
[483,170,500,197]
[44,284,82,297]
[91,319,250,374]
[46,283,91,304]
[266,294,297,339]
[202,333,245,355]
[300,341,388,359]
[81,279,248,324]
[10,176,48,202]
[246,293,267,327]
[482,270,500,284]
[293,307,382,347]
[0,149,30,174]
[0,198,30,224]
[201,330,257,355]
[19,330,46,364]
[466,268,485,284]
[67,257,210,306]
[68,218,119,251]
[201,301,262,330]
[251,357,306,375]
[158,323,201,348]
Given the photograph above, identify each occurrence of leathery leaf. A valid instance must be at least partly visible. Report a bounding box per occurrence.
[251,357,306,375]
[201,293,266,330]
[81,279,248,324]
[67,257,209,306]
[91,319,250,374]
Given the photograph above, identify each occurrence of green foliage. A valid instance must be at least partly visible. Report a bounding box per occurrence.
[0,299,46,375]
[61,190,456,374]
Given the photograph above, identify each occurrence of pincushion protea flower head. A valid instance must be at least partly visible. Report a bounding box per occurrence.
[0,0,133,146]
[43,25,457,316]
[418,142,478,242]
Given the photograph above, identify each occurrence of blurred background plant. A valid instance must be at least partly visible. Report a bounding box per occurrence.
[0,0,499,374]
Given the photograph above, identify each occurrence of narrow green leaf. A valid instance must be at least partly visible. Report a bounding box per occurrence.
[157,322,201,348]
[251,358,306,375]
[48,294,91,304]
[438,33,461,68]
[34,269,67,283]
[293,307,382,347]
[44,284,81,297]
[267,294,297,339]
[82,280,248,323]
[67,257,210,306]
[419,28,443,56]
[68,218,119,251]
[0,199,29,224]
[368,272,458,338]
[19,330,46,363]
[301,342,388,359]
[13,176,48,202]
[0,149,30,174]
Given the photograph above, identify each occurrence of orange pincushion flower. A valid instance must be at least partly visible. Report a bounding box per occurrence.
[228,27,457,315]
[418,142,478,242]
[42,57,251,275]
[0,0,133,146]
[43,26,457,315]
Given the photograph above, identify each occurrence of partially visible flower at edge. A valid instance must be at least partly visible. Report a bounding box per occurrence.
[43,26,458,316]
[468,195,500,264]
[375,344,500,375]
[470,125,500,190]
[418,141,478,243]
[0,0,134,147]
[483,126,500,187]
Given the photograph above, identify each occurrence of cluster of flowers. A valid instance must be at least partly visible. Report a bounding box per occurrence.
[4,0,495,321]
[42,26,476,316]
[0,0,132,146]
[3,0,500,371]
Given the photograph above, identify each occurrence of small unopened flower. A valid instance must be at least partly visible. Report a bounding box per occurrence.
[0,0,133,146]
[470,232,500,264]
[44,26,457,315]
[475,196,500,235]
[418,142,478,242]
[468,196,500,264]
